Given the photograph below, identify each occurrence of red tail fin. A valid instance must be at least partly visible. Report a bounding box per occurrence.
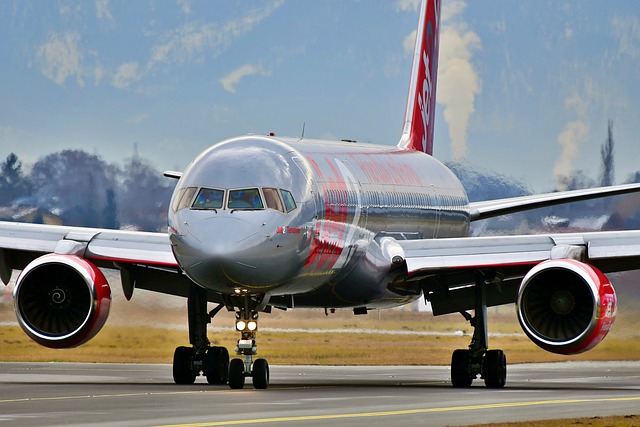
[398,0,441,155]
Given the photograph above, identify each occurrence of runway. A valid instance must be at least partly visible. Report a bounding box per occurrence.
[1,362,639,426]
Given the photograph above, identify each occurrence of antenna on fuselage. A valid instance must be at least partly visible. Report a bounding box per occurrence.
[301,122,306,139]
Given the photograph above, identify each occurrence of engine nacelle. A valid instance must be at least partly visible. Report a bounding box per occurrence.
[516,259,616,355]
[13,254,111,349]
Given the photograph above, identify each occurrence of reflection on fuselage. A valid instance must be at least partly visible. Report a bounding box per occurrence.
[168,135,470,309]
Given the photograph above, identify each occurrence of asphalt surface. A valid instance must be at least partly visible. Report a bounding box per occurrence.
[1,361,639,426]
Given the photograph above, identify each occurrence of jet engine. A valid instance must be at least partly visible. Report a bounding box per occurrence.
[13,254,111,349]
[516,259,616,355]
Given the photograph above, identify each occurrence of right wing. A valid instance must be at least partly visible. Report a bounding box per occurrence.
[0,221,198,300]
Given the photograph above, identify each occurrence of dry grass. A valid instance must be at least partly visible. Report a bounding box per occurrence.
[2,296,640,365]
[464,414,639,427]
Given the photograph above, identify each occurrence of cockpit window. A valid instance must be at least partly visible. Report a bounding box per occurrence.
[263,188,284,212]
[280,189,297,213]
[228,188,264,210]
[192,188,224,209]
[174,187,197,211]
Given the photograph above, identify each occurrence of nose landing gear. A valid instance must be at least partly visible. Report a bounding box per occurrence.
[228,308,270,389]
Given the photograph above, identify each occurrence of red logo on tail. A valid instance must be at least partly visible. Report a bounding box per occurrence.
[399,0,441,155]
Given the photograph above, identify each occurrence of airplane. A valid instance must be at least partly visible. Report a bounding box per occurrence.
[2,0,640,390]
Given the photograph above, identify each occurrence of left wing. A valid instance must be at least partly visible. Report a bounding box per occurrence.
[398,229,640,315]
[469,182,640,221]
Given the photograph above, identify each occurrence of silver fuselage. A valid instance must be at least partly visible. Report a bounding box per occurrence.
[168,135,469,309]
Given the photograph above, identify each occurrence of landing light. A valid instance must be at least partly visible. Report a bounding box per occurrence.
[235,319,258,332]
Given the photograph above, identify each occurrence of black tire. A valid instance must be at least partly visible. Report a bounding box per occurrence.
[252,358,269,390]
[218,347,230,384]
[204,347,226,385]
[173,346,196,385]
[483,349,507,388]
[451,349,473,388]
[228,358,245,390]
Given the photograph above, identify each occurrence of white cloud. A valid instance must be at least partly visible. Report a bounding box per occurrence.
[436,0,481,161]
[94,64,106,85]
[611,15,640,59]
[403,30,416,55]
[553,93,590,189]
[36,31,85,87]
[148,0,284,70]
[219,64,269,94]
[112,62,141,89]
[177,0,192,15]
[96,0,113,21]
[126,113,150,125]
[394,0,420,13]
[554,120,589,188]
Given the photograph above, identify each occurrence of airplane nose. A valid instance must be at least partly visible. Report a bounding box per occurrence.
[175,215,295,291]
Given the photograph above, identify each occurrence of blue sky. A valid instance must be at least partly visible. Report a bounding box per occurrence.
[1,0,639,193]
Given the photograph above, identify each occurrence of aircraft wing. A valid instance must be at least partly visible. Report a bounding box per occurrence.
[0,221,199,300]
[397,230,640,315]
[469,182,640,221]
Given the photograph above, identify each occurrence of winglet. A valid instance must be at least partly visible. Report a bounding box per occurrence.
[163,171,183,179]
[398,0,441,155]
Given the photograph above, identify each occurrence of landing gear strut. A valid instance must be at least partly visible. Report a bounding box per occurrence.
[228,296,269,389]
[172,284,229,385]
[450,273,507,388]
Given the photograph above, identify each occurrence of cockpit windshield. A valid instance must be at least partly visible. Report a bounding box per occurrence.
[176,186,297,213]
[192,188,224,209]
[228,188,264,210]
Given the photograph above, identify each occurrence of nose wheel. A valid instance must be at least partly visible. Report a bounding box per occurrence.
[228,357,270,390]
[229,308,270,389]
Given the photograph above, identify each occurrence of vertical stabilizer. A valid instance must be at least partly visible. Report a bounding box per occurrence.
[397,0,441,155]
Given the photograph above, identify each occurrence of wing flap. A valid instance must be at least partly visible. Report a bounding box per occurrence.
[85,230,177,267]
[400,234,554,273]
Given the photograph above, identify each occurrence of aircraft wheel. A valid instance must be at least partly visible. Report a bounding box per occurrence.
[483,349,507,388]
[173,346,196,385]
[228,358,245,389]
[219,347,230,384]
[252,358,269,389]
[204,346,229,385]
[451,349,473,388]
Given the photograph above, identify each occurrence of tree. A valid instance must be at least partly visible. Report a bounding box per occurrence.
[0,153,30,205]
[600,120,615,187]
[29,150,120,227]
[118,155,173,231]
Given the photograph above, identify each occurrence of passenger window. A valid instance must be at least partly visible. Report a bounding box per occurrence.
[280,190,297,213]
[175,187,197,211]
[263,188,284,212]
[228,188,264,210]
[192,188,224,210]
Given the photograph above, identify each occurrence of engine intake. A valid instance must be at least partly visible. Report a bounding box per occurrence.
[516,259,616,355]
[13,254,111,349]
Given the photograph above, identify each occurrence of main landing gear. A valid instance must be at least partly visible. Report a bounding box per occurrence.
[171,284,269,389]
[450,273,507,388]
[172,284,229,385]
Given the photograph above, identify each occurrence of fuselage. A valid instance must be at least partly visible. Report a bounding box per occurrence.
[168,135,470,309]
